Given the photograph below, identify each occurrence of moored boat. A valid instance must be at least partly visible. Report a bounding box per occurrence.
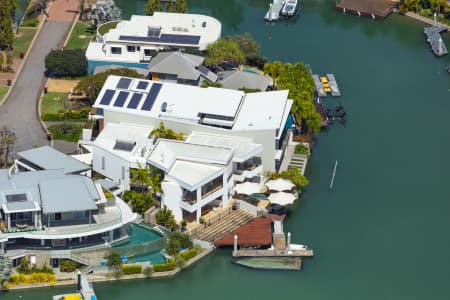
[281,0,299,16]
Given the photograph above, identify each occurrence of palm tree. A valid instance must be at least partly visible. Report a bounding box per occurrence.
[130,162,151,193]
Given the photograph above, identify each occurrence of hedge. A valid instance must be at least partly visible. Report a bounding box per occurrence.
[8,273,56,286]
[41,107,90,121]
[178,249,197,261]
[45,48,87,78]
[121,265,142,275]
[153,259,175,272]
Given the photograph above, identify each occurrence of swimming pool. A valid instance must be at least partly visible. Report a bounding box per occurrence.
[112,224,163,247]
[242,68,259,74]
[128,251,167,264]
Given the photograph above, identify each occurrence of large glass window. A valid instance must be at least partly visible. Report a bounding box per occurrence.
[111,47,122,54]
[127,46,136,52]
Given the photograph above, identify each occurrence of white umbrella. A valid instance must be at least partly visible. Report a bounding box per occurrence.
[265,178,295,192]
[268,192,297,206]
[234,181,262,195]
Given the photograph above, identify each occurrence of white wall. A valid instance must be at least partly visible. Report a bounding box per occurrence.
[92,145,131,189]
[103,110,278,172]
[161,180,183,221]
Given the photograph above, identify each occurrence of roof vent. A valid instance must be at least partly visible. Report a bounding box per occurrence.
[161,102,167,112]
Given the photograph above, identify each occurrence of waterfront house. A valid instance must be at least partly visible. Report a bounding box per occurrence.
[0,168,137,265]
[15,146,91,176]
[86,12,222,73]
[147,51,217,85]
[92,75,294,172]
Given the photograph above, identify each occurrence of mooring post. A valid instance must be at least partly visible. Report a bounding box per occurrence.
[233,234,238,255]
[287,232,291,250]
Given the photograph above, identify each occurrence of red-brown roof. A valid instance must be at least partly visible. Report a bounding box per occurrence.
[215,217,272,247]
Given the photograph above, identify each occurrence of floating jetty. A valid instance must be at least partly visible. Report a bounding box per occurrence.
[53,272,97,300]
[424,26,448,57]
[336,0,395,20]
[312,73,341,97]
[265,0,299,21]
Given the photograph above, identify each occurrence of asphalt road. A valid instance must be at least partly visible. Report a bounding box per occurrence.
[0,20,72,152]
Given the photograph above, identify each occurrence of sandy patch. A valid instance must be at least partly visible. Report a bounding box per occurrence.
[47,79,79,93]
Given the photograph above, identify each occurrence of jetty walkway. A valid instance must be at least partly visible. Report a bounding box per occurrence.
[233,248,314,257]
[405,12,450,30]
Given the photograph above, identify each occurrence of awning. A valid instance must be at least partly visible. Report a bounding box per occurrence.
[268,192,297,206]
[265,178,295,192]
[234,181,262,195]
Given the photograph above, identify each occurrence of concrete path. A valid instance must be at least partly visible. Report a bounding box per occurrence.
[0,0,79,152]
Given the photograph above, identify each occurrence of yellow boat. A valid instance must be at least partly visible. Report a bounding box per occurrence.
[320,76,328,83]
[323,83,330,88]
[324,87,331,93]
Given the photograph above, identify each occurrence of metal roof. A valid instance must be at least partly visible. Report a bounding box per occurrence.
[18,146,90,174]
[39,176,99,214]
[218,70,271,91]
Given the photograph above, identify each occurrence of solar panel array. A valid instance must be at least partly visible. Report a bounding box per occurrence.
[136,81,149,90]
[119,34,201,45]
[6,193,27,202]
[127,93,143,109]
[100,89,116,105]
[113,91,129,107]
[197,65,210,76]
[141,83,162,111]
[117,77,132,89]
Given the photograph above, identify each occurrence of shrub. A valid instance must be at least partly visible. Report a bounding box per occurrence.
[166,231,193,256]
[48,123,83,142]
[9,273,56,286]
[142,266,153,277]
[106,251,123,269]
[156,205,178,231]
[60,259,77,272]
[45,49,87,77]
[152,259,175,272]
[41,107,90,121]
[294,144,309,156]
[178,248,197,261]
[21,19,39,27]
[121,265,142,275]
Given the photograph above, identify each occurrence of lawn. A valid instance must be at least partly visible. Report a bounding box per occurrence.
[13,27,37,58]
[97,21,119,36]
[0,86,9,102]
[66,22,96,50]
[41,92,69,115]
[48,123,83,142]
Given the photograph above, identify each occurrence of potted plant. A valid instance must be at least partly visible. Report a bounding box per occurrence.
[19,51,25,59]
[6,79,12,86]
[82,120,94,141]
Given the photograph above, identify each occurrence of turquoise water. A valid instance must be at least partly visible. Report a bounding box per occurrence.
[87,60,149,75]
[242,68,259,74]
[2,1,450,299]
[128,251,166,264]
[249,193,268,200]
[112,224,163,247]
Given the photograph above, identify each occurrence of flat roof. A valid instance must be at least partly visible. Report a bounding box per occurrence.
[186,131,263,163]
[168,160,222,188]
[39,176,99,214]
[94,76,292,132]
[104,13,221,49]
[17,146,90,174]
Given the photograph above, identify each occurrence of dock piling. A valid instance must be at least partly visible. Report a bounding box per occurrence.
[287,232,291,250]
[233,234,238,255]
[329,160,338,189]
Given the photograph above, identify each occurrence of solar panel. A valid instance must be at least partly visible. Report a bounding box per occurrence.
[136,81,149,90]
[197,65,210,75]
[119,34,201,45]
[113,140,136,152]
[141,83,162,111]
[148,26,161,37]
[117,78,132,89]
[100,89,116,105]
[113,91,129,107]
[127,93,143,109]
[6,193,27,202]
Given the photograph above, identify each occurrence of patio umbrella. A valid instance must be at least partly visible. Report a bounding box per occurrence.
[268,192,297,206]
[265,178,295,192]
[234,181,261,195]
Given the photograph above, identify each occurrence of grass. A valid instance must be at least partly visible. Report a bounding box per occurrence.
[13,27,37,58]
[66,22,96,50]
[48,123,83,142]
[0,86,9,102]
[97,21,119,36]
[41,92,68,115]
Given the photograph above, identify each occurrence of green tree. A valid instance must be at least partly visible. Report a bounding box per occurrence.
[130,162,151,193]
[268,168,309,189]
[228,33,260,61]
[166,0,175,12]
[263,60,283,84]
[150,122,185,140]
[156,205,178,231]
[175,0,187,13]
[405,0,420,12]
[106,252,123,269]
[204,38,245,67]
[144,0,162,15]
[0,0,15,50]
[166,231,193,256]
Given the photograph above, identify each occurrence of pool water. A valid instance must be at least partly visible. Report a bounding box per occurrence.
[128,251,167,264]
[112,224,163,247]
[242,68,259,74]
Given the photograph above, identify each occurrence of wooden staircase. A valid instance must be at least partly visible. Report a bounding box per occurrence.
[194,209,255,243]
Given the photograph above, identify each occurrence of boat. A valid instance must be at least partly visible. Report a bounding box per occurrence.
[53,272,97,300]
[281,0,299,17]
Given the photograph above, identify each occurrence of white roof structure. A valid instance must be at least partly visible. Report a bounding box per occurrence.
[94,75,293,133]
[268,192,297,206]
[94,122,154,165]
[101,13,221,51]
[147,139,232,189]
[265,178,295,192]
[234,181,262,195]
[186,131,262,163]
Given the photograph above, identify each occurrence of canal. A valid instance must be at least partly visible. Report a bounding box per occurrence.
[3,0,450,299]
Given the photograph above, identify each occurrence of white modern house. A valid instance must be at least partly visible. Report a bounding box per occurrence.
[86,12,222,73]
[92,75,294,172]
[92,122,155,190]
[0,168,137,257]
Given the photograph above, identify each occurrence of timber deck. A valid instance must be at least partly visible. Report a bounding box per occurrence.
[336,0,397,19]
[233,248,314,257]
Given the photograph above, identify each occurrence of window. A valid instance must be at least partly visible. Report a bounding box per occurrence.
[144,49,152,57]
[127,45,136,52]
[55,213,62,221]
[121,166,125,180]
[111,47,122,54]
[101,156,105,170]
[72,211,84,218]
[137,46,141,51]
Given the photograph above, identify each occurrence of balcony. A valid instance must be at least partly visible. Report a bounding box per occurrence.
[234,158,263,181]
[201,176,223,199]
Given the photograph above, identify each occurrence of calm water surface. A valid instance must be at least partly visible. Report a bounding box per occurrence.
[3,0,450,299]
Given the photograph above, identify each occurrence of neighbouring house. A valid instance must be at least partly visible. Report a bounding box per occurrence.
[15,146,91,176]
[91,75,294,172]
[86,12,222,74]
[92,122,154,190]
[147,51,217,85]
[0,169,137,264]
[218,70,271,91]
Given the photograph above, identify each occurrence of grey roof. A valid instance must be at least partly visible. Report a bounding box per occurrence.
[218,70,271,91]
[18,146,90,174]
[95,179,120,190]
[39,176,99,214]
[148,51,217,82]
[93,65,148,76]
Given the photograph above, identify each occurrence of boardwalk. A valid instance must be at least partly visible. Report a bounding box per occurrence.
[233,248,314,257]
[336,0,396,19]
[0,0,78,152]
[405,12,450,30]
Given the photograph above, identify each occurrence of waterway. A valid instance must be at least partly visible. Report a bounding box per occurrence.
[3,0,450,299]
